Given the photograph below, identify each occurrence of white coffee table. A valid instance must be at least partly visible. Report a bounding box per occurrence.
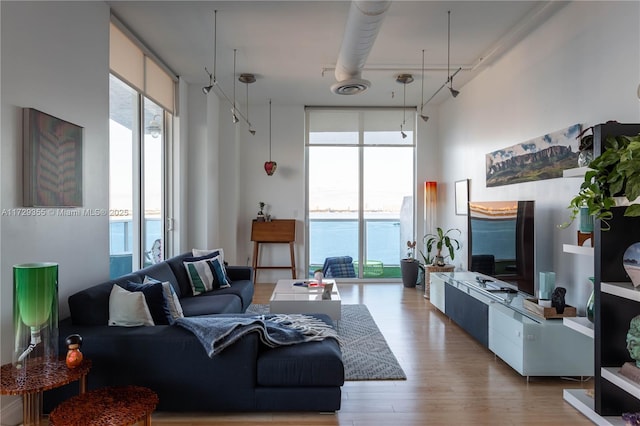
[269,279,341,321]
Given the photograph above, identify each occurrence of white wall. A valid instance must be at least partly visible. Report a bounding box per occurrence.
[0,1,110,422]
[437,1,640,311]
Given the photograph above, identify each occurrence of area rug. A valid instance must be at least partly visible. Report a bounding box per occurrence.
[246,303,406,381]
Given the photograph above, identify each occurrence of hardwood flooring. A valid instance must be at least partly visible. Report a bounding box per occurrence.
[152,282,593,425]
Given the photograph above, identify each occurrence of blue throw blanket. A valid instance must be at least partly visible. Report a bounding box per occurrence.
[176,314,339,357]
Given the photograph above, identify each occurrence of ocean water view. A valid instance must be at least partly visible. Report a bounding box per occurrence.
[309,218,404,268]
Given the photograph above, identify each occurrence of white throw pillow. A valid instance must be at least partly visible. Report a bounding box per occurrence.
[162,282,184,321]
[192,248,225,263]
[108,284,155,327]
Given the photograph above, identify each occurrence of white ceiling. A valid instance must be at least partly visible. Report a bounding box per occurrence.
[108,1,566,108]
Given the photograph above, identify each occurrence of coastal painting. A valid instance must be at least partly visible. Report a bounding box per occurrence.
[485,124,581,187]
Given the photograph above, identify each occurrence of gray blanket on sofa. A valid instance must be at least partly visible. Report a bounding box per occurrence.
[175,314,339,357]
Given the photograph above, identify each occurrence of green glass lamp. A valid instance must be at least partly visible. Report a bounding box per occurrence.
[13,263,59,368]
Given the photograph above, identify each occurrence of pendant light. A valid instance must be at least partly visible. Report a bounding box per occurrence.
[239,73,256,135]
[396,73,413,139]
[419,49,429,122]
[264,99,277,176]
[420,10,462,110]
[447,10,459,98]
[202,10,255,131]
[231,49,239,124]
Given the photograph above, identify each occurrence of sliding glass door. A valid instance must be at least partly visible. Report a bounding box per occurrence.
[109,75,168,277]
[306,108,415,279]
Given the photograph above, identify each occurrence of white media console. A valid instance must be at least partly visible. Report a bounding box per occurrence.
[430,271,593,378]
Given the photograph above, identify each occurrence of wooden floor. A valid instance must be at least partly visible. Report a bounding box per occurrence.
[152,282,593,426]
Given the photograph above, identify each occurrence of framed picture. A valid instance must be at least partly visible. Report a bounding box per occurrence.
[455,179,469,216]
[23,108,83,207]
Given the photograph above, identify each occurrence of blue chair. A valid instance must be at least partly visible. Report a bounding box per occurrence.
[322,256,356,278]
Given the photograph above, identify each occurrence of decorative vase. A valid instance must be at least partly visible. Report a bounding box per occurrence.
[586,277,595,323]
[623,242,640,288]
[400,259,419,288]
[577,149,593,167]
[578,206,594,233]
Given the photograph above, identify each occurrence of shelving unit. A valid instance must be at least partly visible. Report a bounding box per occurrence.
[563,166,592,178]
[563,244,594,256]
[561,122,640,423]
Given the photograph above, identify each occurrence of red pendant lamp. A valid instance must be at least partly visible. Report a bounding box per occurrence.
[264,99,277,176]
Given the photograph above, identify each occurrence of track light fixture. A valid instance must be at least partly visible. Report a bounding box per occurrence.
[446,11,460,99]
[202,10,255,132]
[396,73,413,139]
[419,49,429,122]
[421,10,462,110]
[202,68,213,94]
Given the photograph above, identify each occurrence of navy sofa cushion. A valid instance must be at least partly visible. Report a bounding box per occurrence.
[125,281,170,325]
[69,273,142,326]
[180,293,242,316]
[139,261,183,297]
[256,314,344,387]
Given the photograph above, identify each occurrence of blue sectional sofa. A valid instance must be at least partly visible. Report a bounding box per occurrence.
[44,252,344,413]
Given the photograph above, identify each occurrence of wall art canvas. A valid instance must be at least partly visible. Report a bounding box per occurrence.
[23,108,83,207]
[485,124,581,187]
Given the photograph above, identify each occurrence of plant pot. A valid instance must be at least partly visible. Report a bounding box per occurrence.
[400,259,420,288]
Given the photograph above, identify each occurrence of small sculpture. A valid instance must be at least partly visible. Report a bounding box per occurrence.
[65,334,83,369]
[551,287,567,314]
[627,316,640,368]
[257,202,266,222]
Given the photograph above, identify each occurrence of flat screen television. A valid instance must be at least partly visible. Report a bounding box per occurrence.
[467,200,535,296]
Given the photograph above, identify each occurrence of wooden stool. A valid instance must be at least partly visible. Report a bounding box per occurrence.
[49,385,158,426]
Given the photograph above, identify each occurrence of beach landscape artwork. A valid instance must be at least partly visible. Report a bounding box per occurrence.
[624,242,640,288]
[485,124,581,187]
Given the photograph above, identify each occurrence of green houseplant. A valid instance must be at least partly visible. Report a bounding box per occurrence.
[562,134,640,230]
[421,227,461,267]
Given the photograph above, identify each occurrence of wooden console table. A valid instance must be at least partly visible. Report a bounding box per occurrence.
[251,219,296,283]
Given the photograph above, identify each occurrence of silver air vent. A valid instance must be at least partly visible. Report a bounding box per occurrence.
[330,78,371,95]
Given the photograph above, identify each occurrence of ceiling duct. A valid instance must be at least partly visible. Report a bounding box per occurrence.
[331,0,391,95]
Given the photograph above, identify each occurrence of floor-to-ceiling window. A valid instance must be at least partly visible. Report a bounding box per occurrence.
[109,19,175,278]
[306,108,416,279]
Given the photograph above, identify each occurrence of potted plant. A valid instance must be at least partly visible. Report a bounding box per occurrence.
[421,227,462,267]
[562,134,640,230]
[401,240,423,288]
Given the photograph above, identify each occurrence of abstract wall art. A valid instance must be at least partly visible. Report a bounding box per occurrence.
[23,108,83,207]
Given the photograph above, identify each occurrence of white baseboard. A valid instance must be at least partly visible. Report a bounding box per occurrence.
[0,396,22,426]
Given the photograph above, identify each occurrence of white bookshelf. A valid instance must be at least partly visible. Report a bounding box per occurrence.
[602,367,640,400]
[563,166,591,178]
[563,389,624,425]
[601,281,640,302]
[563,317,594,339]
[563,244,594,256]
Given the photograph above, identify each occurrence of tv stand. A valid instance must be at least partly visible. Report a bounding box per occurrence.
[430,271,593,378]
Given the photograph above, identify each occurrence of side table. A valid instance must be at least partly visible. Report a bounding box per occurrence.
[49,385,158,426]
[424,264,455,299]
[0,358,91,426]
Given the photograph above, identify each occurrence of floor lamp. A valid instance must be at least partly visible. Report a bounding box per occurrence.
[424,182,437,297]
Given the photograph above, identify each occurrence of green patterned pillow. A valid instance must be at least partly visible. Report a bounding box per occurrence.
[183,255,231,296]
